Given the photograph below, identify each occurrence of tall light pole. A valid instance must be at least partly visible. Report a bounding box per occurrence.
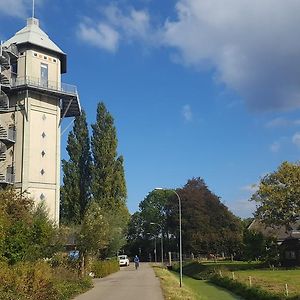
[155,188,183,288]
[150,222,163,266]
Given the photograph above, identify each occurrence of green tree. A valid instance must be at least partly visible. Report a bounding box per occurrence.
[91,102,117,207]
[61,110,92,224]
[0,189,60,264]
[251,161,300,230]
[76,202,110,275]
[165,178,242,256]
[91,102,129,256]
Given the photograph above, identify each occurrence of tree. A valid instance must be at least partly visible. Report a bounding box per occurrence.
[167,178,242,256]
[91,102,117,207]
[61,110,92,224]
[0,189,60,264]
[91,102,129,256]
[251,161,300,231]
[76,202,110,275]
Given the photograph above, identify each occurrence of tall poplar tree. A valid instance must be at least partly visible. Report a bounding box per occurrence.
[60,110,92,224]
[91,102,129,256]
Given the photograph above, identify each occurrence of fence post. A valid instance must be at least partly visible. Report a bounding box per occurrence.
[232,272,235,280]
[248,276,252,287]
[285,284,289,297]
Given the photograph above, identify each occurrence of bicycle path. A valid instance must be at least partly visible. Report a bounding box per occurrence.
[73,263,164,300]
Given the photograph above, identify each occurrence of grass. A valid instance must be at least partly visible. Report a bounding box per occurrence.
[182,274,242,300]
[229,269,300,297]
[153,266,197,300]
[153,266,241,300]
[180,260,300,298]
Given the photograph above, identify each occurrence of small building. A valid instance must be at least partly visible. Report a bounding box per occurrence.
[280,236,300,267]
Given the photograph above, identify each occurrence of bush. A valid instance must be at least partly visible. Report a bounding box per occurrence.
[0,261,93,300]
[91,259,119,278]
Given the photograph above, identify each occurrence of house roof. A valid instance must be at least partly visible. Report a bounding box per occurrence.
[248,219,300,241]
[3,18,67,73]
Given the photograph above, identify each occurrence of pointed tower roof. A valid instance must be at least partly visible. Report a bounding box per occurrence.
[4,18,67,73]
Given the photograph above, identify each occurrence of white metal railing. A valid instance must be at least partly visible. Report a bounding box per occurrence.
[12,76,77,95]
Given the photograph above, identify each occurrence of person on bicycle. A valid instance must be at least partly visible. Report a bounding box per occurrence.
[134,255,140,270]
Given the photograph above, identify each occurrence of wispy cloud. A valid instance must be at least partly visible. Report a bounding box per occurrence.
[228,199,256,219]
[78,22,119,53]
[292,132,300,148]
[77,5,151,52]
[270,141,281,153]
[240,184,258,193]
[182,104,193,122]
[266,117,300,128]
[0,0,43,18]
[78,1,300,113]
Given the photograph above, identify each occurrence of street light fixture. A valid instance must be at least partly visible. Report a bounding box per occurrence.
[155,187,183,288]
[150,222,163,266]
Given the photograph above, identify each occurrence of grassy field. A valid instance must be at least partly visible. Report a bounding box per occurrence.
[153,266,241,300]
[177,260,300,299]
[225,269,300,297]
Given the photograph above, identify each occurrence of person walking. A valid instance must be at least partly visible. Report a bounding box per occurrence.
[134,255,140,270]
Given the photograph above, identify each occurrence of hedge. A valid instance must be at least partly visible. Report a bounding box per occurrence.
[91,259,119,278]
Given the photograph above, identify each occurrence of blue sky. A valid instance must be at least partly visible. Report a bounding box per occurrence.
[2,0,300,218]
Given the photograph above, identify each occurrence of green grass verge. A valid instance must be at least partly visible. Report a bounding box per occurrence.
[153,266,197,299]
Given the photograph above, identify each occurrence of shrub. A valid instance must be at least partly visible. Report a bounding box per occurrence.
[91,259,119,278]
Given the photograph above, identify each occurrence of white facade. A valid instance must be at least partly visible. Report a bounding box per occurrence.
[0,18,81,223]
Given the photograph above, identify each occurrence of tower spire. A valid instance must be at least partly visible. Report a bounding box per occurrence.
[32,0,35,18]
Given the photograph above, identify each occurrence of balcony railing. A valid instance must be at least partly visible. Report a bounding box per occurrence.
[12,76,77,95]
[0,166,15,184]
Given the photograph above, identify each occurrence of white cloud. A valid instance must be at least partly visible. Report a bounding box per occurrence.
[240,184,258,193]
[78,1,300,113]
[228,199,256,219]
[182,104,192,121]
[292,132,300,148]
[77,5,151,52]
[266,117,300,128]
[162,0,300,112]
[78,22,119,53]
[0,0,43,18]
[270,141,280,153]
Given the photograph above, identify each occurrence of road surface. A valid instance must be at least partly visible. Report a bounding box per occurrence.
[74,263,164,300]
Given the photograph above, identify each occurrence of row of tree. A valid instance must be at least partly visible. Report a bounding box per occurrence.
[125,177,243,261]
[60,102,129,261]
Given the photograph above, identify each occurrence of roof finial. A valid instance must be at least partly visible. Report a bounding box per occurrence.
[32,0,35,18]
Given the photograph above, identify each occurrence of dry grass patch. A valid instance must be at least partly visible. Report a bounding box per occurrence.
[153,266,197,300]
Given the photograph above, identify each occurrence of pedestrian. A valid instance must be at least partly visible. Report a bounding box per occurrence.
[134,255,140,270]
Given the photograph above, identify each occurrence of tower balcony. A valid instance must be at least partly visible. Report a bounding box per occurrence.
[0,125,16,144]
[11,76,81,117]
[0,166,15,185]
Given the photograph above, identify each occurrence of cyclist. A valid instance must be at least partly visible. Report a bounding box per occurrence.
[134,255,140,270]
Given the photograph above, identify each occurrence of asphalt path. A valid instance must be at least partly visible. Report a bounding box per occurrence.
[73,263,164,300]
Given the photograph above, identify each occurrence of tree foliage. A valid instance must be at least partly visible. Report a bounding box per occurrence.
[0,189,60,264]
[61,110,92,224]
[126,177,242,259]
[251,161,300,230]
[91,102,129,256]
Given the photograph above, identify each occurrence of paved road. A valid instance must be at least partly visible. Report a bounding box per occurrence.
[74,263,164,300]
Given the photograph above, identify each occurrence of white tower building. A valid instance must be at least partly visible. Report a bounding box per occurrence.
[0,18,81,223]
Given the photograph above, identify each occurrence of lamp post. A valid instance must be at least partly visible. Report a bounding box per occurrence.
[155,187,183,288]
[146,232,157,263]
[150,222,163,266]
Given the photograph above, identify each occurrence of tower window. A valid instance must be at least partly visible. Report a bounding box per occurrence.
[34,53,37,57]
[40,193,46,200]
[41,169,45,175]
[41,150,46,157]
[42,114,46,121]
[42,132,46,138]
[41,63,48,87]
